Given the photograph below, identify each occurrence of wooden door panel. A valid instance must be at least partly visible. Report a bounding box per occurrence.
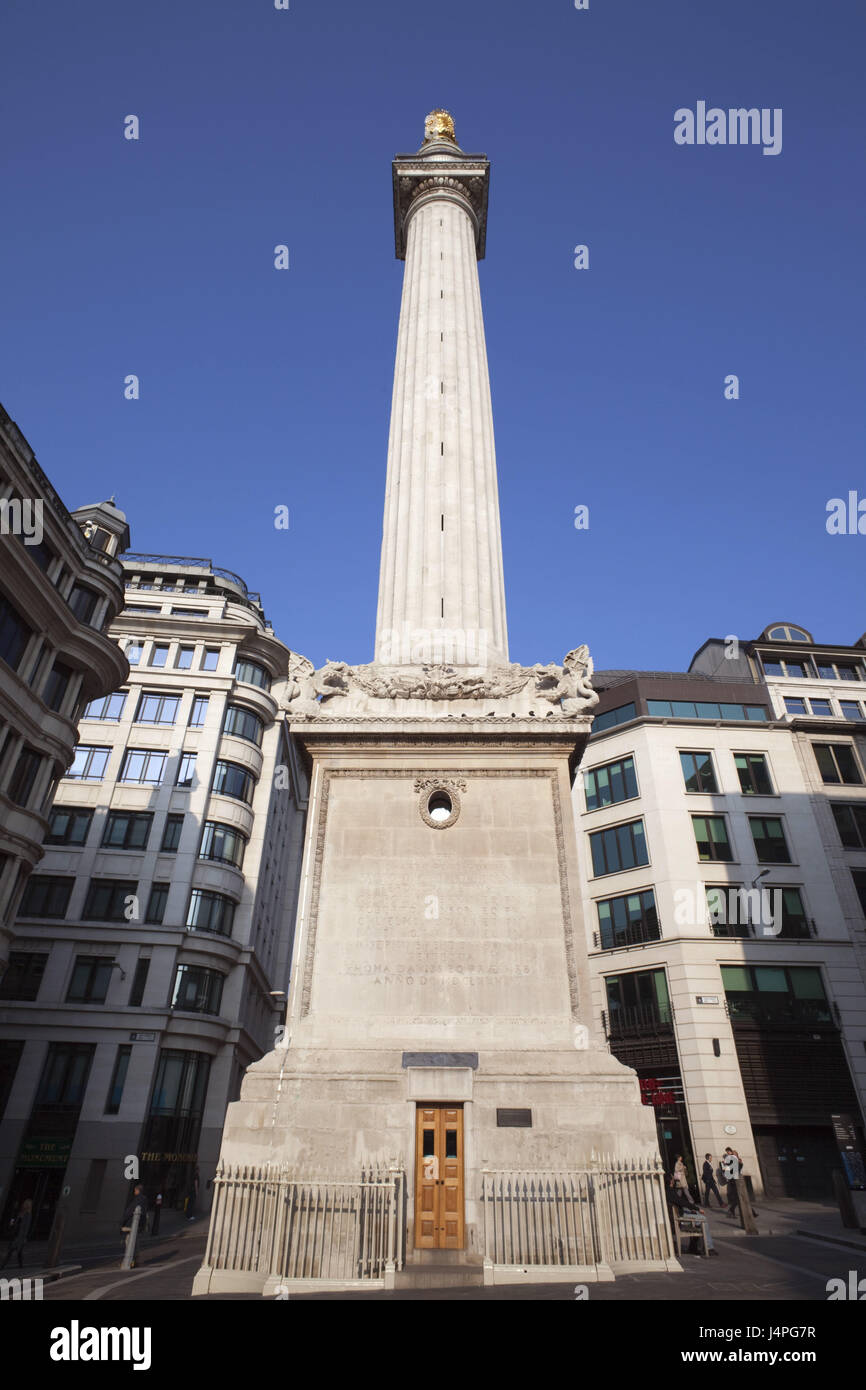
[414,1104,464,1249]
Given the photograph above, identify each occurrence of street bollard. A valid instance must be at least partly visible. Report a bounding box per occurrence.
[46,1203,66,1269]
[731,1177,758,1235]
[151,1193,162,1237]
[121,1207,142,1269]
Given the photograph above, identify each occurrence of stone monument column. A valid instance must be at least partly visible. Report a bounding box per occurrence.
[375,110,508,668]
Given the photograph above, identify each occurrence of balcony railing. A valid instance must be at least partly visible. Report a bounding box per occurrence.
[594,921,662,950]
[724,996,840,1028]
[602,1003,675,1040]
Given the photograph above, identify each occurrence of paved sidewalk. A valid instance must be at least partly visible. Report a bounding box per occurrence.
[0,1211,204,1283]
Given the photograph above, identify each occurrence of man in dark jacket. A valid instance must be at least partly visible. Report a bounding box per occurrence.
[701,1154,726,1208]
[1,1198,32,1269]
[667,1178,719,1257]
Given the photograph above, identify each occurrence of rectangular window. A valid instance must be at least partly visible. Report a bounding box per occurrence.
[129,957,150,1007]
[46,806,93,845]
[188,696,209,728]
[124,640,143,666]
[171,607,204,618]
[584,755,638,811]
[146,882,170,924]
[83,692,127,721]
[43,660,73,712]
[648,699,766,722]
[778,887,810,939]
[809,698,832,717]
[66,956,115,1003]
[591,703,636,734]
[199,821,247,869]
[66,583,99,625]
[65,745,110,781]
[853,870,866,917]
[186,889,236,938]
[734,753,773,796]
[0,593,33,672]
[784,697,806,715]
[749,815,791,863]
[176,752,196,787]
[7,746,43,806]
[170,964,225,1015]
[150,644,170,668]
[589,819,649,877]
[175,646,194,670]
[212,759,256,805]
[596,889,659,950]
[831,803,866,850]
[691,815,733,862]
[135,692,180,725]
[105,1047,132,1113]
[762,656,814,679]
[19,875,73,918]
[840,701,865,721]
[119,749,166,785]
[160,815,183,852]
[35,1042,94,1107]
[223,705,264,745]
[679,751,718,793]
[202,648,220,671]
[0,952,48,1001]
[82,879,138,922]
[813,744,862,785]
[102,810,153,850]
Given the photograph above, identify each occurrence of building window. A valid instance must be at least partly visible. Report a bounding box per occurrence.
[784,697,806,715]
[647,699,767,721]
[146,883,170,924]
[170,964,225,1015]
[0,593,33,672]
[46,806,93,846]
[188,696,209,728]
[679,751,718,793]
[766,625,811,642]
[19,875,73,919]
[813,744,862,785]
[199,821,247,869]
[66,956,116,1003]
[592,703,636,734]
[596,889,659,950]
[105,1047,132,1114]
[65,745,110,781]
[589,819,649,877]
[124,640,143,666]
[7,746,43,806]
[777,887,810,939]
[852,870,866,917]
[734,753,773,796]
[840,701,865,721]
[583,755,638,811]
[119,749,166,785]
[176,753,196,787]
[748,815,791,863]
[135,692,181,725]
[809,698,832,717]
[691,814,733,862]
[170,607,204,618]
[762,655,812,679]
[82,879,138,922]
[102,810,153,850]
[815,660,865,682]
[83,692,127,721]
[66,583,100,625]
[223,704,264,746]
[0,952,48,1001]
[129,958,150,1006]
[175,647,194,670]
[160,815,183,852]
[35,1042,94,1107]
[186,889,236,938]
[202,648,220,671]
[234,658,270,691]
[720,963,831,1025]
[43,660,73,713]
[212,759,256,805]
[831,803,866,850]
[604,968,671,1036]
[150,644,170,668]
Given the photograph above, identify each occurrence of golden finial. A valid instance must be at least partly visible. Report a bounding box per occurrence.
[424,109,456,143]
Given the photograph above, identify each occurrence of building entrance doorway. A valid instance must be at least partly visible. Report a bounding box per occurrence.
[414,1104,464,1249]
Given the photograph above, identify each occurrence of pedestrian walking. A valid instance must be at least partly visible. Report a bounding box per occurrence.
[701,1153,726,1208]
[0,1198,32,1270]
[120,1184,148,1268]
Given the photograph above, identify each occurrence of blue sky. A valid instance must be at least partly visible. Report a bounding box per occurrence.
[1,0,863,671]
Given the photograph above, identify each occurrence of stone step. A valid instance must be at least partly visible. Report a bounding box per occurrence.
[395,1264,486,1290]
[403,1248,484,1267]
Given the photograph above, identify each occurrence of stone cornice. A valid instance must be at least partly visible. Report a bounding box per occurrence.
[392,151,490,260]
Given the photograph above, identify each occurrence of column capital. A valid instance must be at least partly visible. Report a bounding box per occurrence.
[392,143,490,260]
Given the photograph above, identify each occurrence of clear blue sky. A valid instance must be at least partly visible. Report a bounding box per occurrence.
[2,0,863,671]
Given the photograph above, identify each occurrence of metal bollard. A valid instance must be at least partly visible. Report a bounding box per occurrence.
[121,1207,142,1269]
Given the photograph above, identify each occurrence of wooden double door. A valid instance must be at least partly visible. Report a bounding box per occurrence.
[414,1104,464,1249]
